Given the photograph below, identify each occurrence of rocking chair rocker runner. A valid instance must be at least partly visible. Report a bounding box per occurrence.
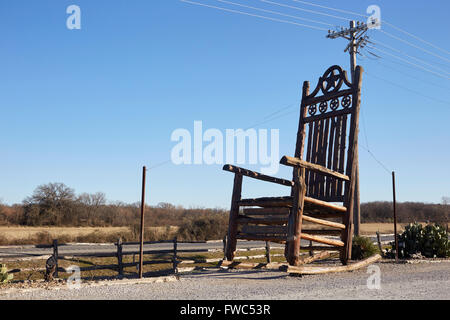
[223,65,363,266]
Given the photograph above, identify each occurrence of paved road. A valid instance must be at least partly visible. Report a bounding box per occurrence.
[0,235,394,260]
[2,261,449,300]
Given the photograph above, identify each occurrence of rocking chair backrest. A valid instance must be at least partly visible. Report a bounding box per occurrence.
[294,65,363,203]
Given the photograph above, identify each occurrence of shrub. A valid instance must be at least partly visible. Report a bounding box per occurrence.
[0,264,13,284]
[351,236,380,260]
[177,215,228,241]
[393,223,449,258]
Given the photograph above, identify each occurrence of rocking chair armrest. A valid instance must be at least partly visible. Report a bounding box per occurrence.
[280,156,350,181]
[223,164,294,187]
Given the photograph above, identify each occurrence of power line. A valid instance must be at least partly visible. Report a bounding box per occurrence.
[360,107,370,150]
[260,0,351,22]
[366,44,450,81]
[262,102,297,120]
[244,108,298,130]
[360,145,391,174]
[290,0,367,18]
[359,52,450,92]
[364,70,450,106]
[148,160,172,170]
[372,40,450,76]
[382,21,450,57]
[379,29,450,65]
[214,0,335,27]
[180,0,328,31]
[289,0,450,57]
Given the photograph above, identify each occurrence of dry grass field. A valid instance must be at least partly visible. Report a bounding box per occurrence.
[301,222,418,235]
[0,226,179,245]
[0,223,412,245]
[0,226,129,241]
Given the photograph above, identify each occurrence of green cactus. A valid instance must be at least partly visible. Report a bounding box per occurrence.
[392,223,449,258]
[0,264,13,284]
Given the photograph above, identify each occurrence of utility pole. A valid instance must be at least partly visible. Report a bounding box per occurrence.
[326,20,370,236]
[392,171,399,263]
[139,166,147,278]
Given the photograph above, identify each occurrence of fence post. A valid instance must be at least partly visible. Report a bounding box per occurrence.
[172,237,178,274]
[265,241,271,264]
[53,239,59,278]
[308,240,313,257]
[116,238,123,276]
[222,235,227,260]
[376,231,383,257]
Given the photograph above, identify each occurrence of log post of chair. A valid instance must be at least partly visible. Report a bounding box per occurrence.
[225,173,243,261]
[340,65,363,265]
[52,239,59,278]
[116,238,123,276]
[286,169,306,266]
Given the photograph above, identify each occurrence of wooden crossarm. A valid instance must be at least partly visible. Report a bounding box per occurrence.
[279,156,349,181]
[223,164,294,187]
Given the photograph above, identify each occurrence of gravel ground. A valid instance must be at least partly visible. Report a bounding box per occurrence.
[2,261,449,300]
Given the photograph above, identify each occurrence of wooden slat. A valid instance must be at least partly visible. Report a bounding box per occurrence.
[337,114,348,195]
[238,196,346,215]
[302,215,346,229]
[243,208,290,215]
[238,196,292,207]
[280,156,350,181]
[302,211,344,219]
[326,117,336,198]
[237,215,288,225]
[300,233,344,247]
[302,246,341,251]
[331,116,341,197]
[315,119,325,198]
[319,118,330,198]
[241,225,287,235]
[305,121,314,188]
[304,196,347,213]
[310,120,320,196]
[237,234,286,242]
[300,229,342,236]
[223,164,294,187]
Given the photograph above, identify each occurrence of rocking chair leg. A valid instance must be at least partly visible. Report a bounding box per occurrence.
[340,213,353,265]
[225,173,243,261]
[286,171,306,266]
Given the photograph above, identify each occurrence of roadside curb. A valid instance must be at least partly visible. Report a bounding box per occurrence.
[0,275,179,297]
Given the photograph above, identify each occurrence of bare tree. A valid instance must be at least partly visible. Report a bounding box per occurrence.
[78,192,106,207]
[25,183,75,208]
[23,183,76,225]
[443,196,450,205]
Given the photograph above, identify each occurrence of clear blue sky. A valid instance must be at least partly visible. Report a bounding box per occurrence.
[1,0,449,207]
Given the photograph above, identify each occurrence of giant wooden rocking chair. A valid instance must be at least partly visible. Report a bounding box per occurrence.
[223,65,363,266]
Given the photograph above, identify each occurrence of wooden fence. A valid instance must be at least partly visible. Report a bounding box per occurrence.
[16,237,284,278]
